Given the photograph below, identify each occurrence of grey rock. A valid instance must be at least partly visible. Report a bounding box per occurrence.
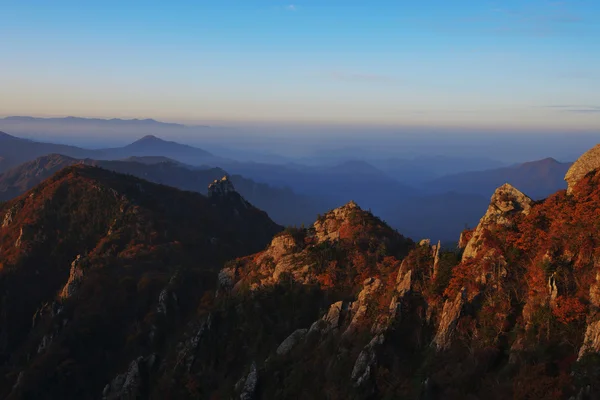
[433,287,466,351]
[240,362,258,400]
[351,334,385,387]
[276,329,308,356]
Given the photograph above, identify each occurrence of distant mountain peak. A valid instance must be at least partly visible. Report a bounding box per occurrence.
[137,134,162,142]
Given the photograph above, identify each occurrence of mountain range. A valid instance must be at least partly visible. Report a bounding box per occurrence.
[0,154,326,227]
[1,143,600,398]
[0,128,577,241]
[427,157,573,200]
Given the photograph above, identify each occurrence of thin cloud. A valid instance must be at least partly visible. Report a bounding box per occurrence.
[285,4,297,12]
[542,105,600,113]
[323,71,396,84]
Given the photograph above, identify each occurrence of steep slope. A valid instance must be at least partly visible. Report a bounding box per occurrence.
[0,154,325,226]
[0,165,280,399]
[428,157,572,200]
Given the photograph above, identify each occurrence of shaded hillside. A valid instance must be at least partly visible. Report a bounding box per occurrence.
[0,131,96,173]
[0,165,280,399]
[223,159,416,212]
[428,157,572,200]
[0,155,326,227]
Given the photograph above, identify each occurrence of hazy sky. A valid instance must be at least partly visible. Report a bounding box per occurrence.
[1,0,599,130]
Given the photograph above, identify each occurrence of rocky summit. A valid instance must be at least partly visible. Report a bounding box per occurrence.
[2,145,600,399]
[565,144,600,194]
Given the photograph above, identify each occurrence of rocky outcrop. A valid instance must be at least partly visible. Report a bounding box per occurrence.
[218,267,237,290]
[389,268,412,317]
[102,355,154,400]
[579,321,600,360]
[2,204,20,228]
[276,329,308,356]
[309,300,349,334]
[463,184,532,260]
[351,333,385,387]
[565,144,600,194]
[313,201,360,243]
[579,269,600,360]
[59,255,86,299]
[244,233,310,288]
[343,278,383,337]
[240,362,258,400]
[208,175,235,198]
[432,240,441,278]
[177,314,213,371]
[433,287,466,351]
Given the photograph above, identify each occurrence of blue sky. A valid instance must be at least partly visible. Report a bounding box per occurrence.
[1,0,599,129]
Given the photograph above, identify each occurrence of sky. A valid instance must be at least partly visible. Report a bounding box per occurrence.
[1,0,599,130]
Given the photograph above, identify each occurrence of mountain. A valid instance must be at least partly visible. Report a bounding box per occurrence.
[223,159,416,213]
[3,143,600,398]
[0,165,280,399]
[0,131,96,173]
[374,154,507,184]
[0,154,326,227]
[1,116,188,129]
[100,135,222,165]
[428,157,572,200]
[383,191,490,242]
[148,142,600,399]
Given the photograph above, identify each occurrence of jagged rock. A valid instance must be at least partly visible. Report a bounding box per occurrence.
[60,255,85,299]
[389,269,412,318]
[343,278,383,337]
[579,321,600,360]
[419,239,431,247]
[433,287,466,351]
[276,328,308,356]
[37,333,53,354]
[565,144,600,194]
[2,204,19,228]
[351,334,385,387]
[12,371,24,391]
[313,201,360,243]
[309,300,348,334]
[578,269,600,360]
[103,356,144,400]
[548,273,558,307]
[208,175,235,198]
[240,362,258,400]
[177,314,212,371]
[458,230,471,249]
[432,240,441,278]
[218,267,237,290]
[463,184,533,260]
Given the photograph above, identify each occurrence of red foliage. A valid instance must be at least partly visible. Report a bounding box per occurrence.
[552,296,586,325]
